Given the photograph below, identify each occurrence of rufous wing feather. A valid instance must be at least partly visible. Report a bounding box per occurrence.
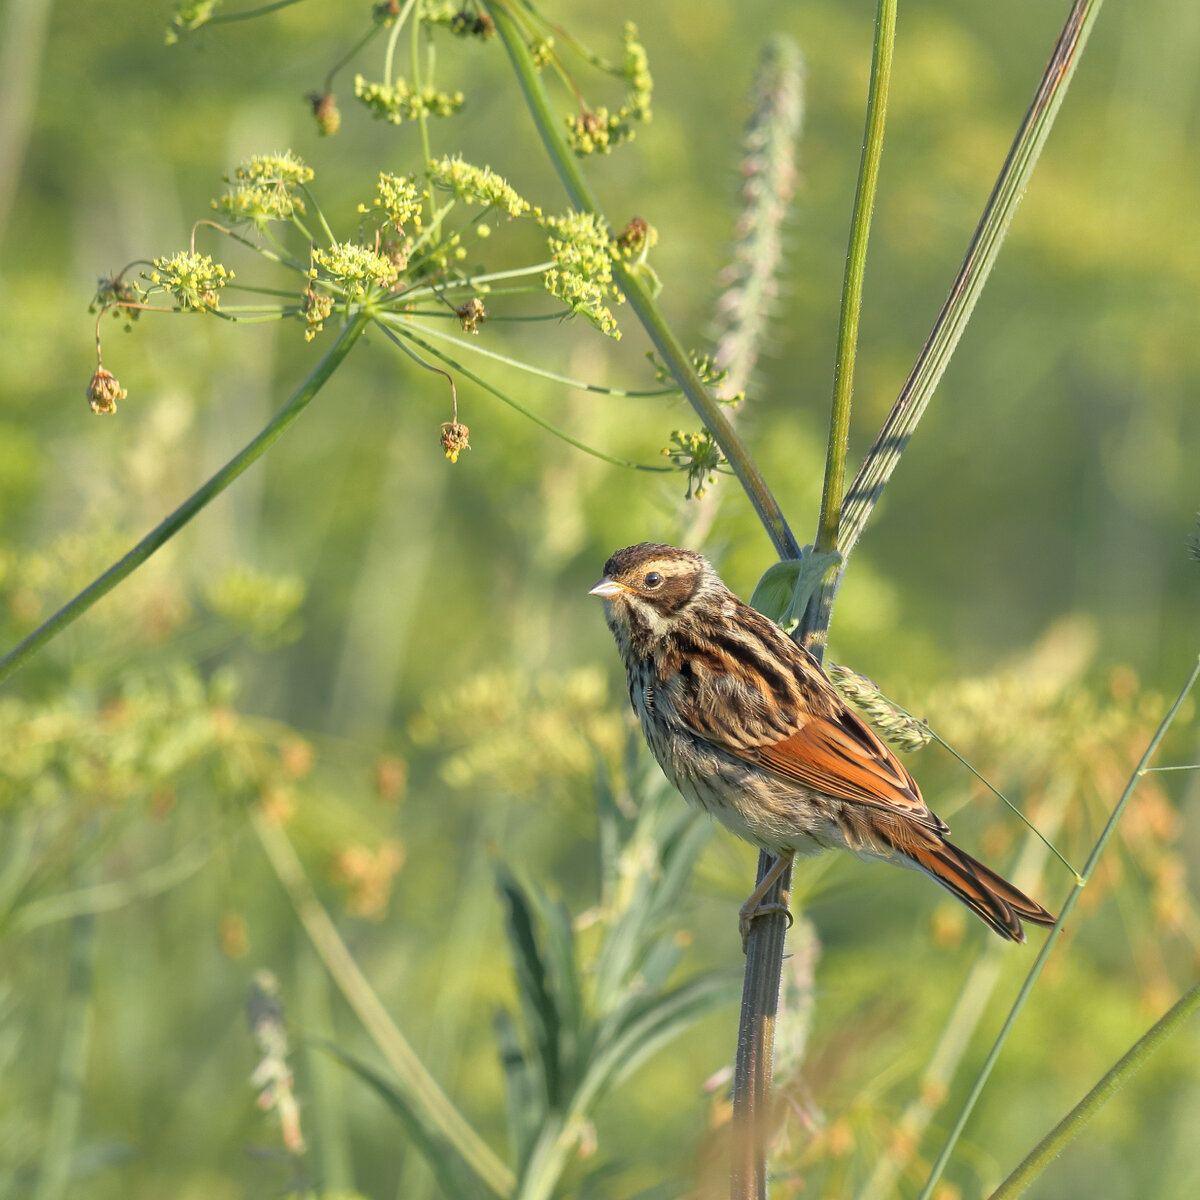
[749,707,948,834]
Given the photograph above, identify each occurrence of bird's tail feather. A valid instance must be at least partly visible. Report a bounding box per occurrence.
[899,836,1055,943]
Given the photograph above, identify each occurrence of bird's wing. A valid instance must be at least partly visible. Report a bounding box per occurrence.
[667,618,946,833]
[745,702,947,833]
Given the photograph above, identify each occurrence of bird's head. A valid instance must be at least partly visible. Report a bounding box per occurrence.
[589,543,717,639]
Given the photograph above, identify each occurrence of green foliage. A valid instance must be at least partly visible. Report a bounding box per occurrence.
[1,2,1199,1199]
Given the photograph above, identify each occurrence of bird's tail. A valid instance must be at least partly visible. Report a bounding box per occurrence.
[898,835,1055,942]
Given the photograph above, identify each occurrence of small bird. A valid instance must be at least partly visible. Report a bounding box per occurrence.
[590,542,1055,946]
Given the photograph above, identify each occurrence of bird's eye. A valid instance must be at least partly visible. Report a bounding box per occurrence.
[644,572,663,589]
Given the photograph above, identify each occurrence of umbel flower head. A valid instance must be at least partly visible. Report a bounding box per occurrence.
[308,93,340,136]
[540,211,623,338]
[215,152,314,227]
[310,243,398,297]
[427,156,529,217]
[354,75,464,125]
[145,252,233,310]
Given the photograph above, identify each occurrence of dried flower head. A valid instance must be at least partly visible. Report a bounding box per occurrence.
[309,91,341,136]
[247,970,304,1155]
[86,367,126,415]
[441,421,470,463]
[616,215,656,257]
[456,297,486,333]
[300,287,334,341]
[145,251,233,310]
[90,275,144,329]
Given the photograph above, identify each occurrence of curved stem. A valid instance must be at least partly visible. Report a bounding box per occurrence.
[988,978,1200,1200]
[0,313,370,687]
[483,0,800,561]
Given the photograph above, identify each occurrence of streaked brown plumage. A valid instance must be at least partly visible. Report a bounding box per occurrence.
[590,542,1055,945]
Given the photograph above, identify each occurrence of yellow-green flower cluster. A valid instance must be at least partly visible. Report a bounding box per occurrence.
[215,152,314,227]
[165,0,220,43]
[661,428,726,499]
[145,252,233,310]
[621,22,653,121]
[647,349,744,405]
[360,172,426,230]
[310,243,398,298]
[564,23,653,157]
[565,108,626,156]
[541,211,622,338]
[354,75,464,125]
[530,36,555,68]
[427,156,529,217]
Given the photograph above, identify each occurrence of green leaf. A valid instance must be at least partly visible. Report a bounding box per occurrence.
[749,546,842,631]
[493,1009,544,1173]
[576,971,740,1114]
[318,1040,497,1200]
[495,865,563,1107]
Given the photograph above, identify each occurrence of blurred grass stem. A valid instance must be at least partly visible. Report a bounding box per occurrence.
[250,808,516,1198]
[917,652,1200,1200]
[33,909,96,1200]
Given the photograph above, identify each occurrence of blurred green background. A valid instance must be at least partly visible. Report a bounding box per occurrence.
[1,1,1198,1198]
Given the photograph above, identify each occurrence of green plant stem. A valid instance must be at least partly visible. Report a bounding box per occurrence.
[383,315,676,395]
[917,653,1200,1200]
[483,0,801,561]
[0,313,369,688]
[209,0,306,25]
[813,0,1104,637]
[815,0,895,561]
[33,909,97,1200]
[250,809,516,1199]
[988,978,1200,1199]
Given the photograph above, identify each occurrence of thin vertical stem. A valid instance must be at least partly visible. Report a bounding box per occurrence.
[814,0,896,561]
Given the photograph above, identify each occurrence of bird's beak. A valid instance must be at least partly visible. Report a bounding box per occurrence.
[588,576,627,598]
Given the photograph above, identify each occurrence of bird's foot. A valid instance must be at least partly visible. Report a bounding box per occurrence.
[738,895,793,953]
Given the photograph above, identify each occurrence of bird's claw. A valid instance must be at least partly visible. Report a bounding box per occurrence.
[738,899,794,953]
